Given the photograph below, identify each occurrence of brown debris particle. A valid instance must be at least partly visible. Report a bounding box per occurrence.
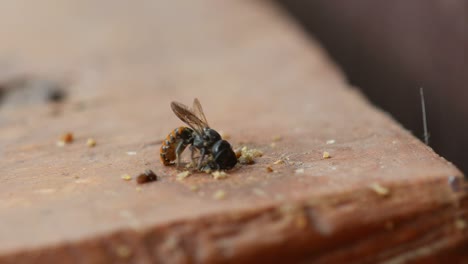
[238,146,263,164]
[57,132,74,146]
[369,183,390,197]
[212,171,228,180]
[61,132,74,143]
[136,170,158,184]
[322,151,331,159]
[266,166,273,173]
[86,138,96,148]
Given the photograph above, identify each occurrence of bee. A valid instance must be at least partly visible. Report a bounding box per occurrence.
[160,98,237,170]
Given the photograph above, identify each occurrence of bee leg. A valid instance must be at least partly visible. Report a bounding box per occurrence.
[190,146,197,167]
[175,141,186,168]
[197,148,206,170]
[209,160,220,171]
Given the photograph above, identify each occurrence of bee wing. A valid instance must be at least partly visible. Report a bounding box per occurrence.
[171,101,206,135]
[192,98,210,127]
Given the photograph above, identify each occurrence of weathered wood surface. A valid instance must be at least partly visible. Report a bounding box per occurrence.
[0,0,466,263]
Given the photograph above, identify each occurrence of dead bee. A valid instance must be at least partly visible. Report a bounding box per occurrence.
[160,98,237,170]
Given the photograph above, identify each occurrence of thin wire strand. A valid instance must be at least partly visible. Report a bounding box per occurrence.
[420,87,429,145]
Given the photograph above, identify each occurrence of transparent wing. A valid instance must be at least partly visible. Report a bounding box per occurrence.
[192,98,209,127]
[171,101,207,135]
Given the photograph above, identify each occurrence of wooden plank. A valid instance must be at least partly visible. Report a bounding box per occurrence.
[0,0,466,262]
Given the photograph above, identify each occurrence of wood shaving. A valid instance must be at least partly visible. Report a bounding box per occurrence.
[369,183,390,196]
[238,146,263,164]
[212,171,228,180]
[86,138,96,147]
[121,174,132,181]
[176,171,191,181]
[326,139,336,144]
[273,159,284,165]
[295,168,305,174]
[202,167,212,174]
[323,151,331,159]
[213,190,226,200]
[190,185,199,191]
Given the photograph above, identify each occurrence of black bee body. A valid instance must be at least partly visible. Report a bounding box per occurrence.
[191,127,237,170]
[160,99,237,171]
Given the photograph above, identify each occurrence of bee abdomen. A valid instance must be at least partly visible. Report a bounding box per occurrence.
[160,127,193,165]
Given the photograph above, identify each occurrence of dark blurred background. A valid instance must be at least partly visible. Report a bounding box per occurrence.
[278,0,468,173]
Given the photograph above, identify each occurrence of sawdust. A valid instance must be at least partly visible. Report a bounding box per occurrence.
[121,174,132,181]
[212,171,228,180]
[369,183,390,197]
[238,146,263,165]
[176,171,191,181]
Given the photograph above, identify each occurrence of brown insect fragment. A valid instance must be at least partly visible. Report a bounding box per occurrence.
[136,170,158,184]
[61,132,74,143]
[57,132,74,146]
